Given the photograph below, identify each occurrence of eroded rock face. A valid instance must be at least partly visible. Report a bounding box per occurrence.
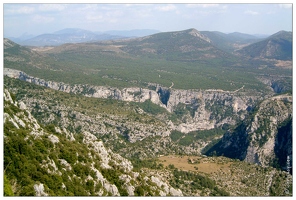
[4,68,265,134]
[188,28,211,43]
[206,94,292,169]
[150,175,183,196]
[244,95,292,167]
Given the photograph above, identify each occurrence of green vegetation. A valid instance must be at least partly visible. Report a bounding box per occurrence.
[169,168,230,196]
[5,35,286,92]
[130,157,164,171]
[269,172,292,196]
[237,31,292,60]
[100,168,128,196]
[4,76,159,123]
[170,128,226,146]
[170,130,183,142]
[4,118,100,195]
[4,77,181,159]
[206,99,234,120]
[4,174,14,196]
[133,100,168,115]
[201,138,221,155]
[227,161,292,196]
[4,75,293,197]
[4,93,106,196]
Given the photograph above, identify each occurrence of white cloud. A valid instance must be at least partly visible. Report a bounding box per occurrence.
[155,4,177,12]
[244,10,259,15]
[38,4,67,11]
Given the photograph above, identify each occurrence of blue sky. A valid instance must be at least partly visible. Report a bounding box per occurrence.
[3,2,293,37]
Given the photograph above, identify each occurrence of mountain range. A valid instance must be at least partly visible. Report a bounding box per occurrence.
[3,27,293,196]
[8,27,271,47]
[7,28,160,46]
[8,27,291,62]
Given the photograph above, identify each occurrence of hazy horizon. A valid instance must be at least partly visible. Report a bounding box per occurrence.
[6,27,280,40]
[3,3,292,38]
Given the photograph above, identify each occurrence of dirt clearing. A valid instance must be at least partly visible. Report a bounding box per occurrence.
[158,155,232,174]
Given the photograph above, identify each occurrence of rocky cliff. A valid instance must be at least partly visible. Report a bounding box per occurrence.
[4,68,266,133]
[205,94,292,170]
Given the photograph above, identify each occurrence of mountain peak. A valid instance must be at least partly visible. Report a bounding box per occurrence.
[186,28,211,43]
[53,28,92,35]
[269,30,292,41]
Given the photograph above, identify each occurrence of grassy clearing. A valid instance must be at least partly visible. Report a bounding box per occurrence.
[158,155,232,174]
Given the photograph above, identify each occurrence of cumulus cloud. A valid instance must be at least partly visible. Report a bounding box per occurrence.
[244,10,259,15]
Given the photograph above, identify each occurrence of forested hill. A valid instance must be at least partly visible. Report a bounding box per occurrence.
[237,31,292,60]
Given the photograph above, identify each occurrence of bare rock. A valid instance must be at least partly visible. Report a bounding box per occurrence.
[34,183,48,196]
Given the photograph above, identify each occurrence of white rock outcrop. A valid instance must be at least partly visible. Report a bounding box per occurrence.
[34,183,48,196]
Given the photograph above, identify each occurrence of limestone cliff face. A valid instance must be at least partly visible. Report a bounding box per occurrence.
[244,95,292,168]
[205,94,292,170]
[165,88,257,132]
[4,68,264,133]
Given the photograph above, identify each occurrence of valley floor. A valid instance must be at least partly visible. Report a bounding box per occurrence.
[157,155,292,196]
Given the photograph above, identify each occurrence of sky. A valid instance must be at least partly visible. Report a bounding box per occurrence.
[2,2,293,38]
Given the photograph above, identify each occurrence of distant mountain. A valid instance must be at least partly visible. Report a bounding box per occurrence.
[53,28,94,35]
[237,31,292,60]
[227,32,259,40]
[114,28,236,62]
[16,28,126,46]
[253,34,270,38]
[7,32,36,44]
[8,28,274,50]
[201,31,264,53]
[8,28,160,47]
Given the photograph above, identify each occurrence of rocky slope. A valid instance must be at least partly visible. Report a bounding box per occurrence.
[4,88,184,196]
[4,68,267,134]
[4,86,292,196]
[205,93,292,171]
